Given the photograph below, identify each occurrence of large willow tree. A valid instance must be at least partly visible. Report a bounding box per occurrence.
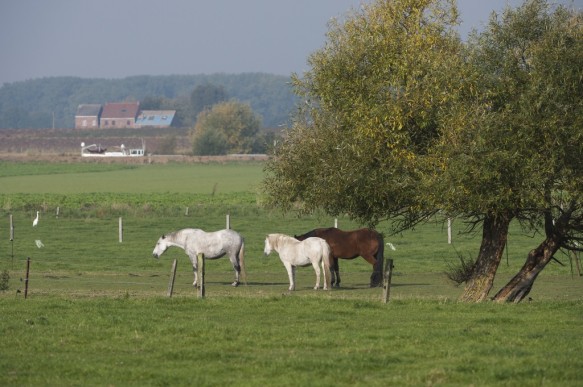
[265,0,466,226]
[263,0,583,302]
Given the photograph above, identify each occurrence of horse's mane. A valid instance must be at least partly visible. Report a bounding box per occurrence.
[164,228,200,241]
[269,233,296,249]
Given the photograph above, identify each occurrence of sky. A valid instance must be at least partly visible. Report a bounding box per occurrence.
[0,0,580,86]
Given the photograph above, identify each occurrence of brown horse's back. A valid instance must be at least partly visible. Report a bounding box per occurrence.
[304,228,379,260]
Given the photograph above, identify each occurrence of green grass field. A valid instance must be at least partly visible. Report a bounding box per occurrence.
[1,161,582,386]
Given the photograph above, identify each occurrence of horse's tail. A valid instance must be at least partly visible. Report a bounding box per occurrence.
[373,232,385,287]
[239,241,247,285]
[321,240,332,290]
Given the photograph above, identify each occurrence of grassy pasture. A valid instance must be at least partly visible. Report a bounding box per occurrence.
[0,161,265,194]
[1,161,582,386]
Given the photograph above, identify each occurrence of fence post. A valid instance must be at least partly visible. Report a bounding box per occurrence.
[24,257,31,299]
[447,218,452,244]
[10,214,14,268]
[197,253,205,299]
[382,258,394,304]
[226,213,230,230]
[167,259,178,297]
[118,217,123,243]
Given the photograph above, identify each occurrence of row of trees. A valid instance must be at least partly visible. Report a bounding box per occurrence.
[0,73,296,129]
[263,0,582,302]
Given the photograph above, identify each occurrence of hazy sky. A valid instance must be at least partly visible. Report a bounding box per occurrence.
[0,0,580,86]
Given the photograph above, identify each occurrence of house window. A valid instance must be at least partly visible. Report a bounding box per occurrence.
[82,119,87,127]
[127,120,131,126]
[112,120,116,126]
[104,120,109,126]
[92,119,97,127]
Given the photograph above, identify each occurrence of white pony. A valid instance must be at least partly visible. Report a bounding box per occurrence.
[264,233,331,291]
[152,228,246,287]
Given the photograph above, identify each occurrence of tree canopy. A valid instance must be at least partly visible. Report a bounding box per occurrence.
[191,101,263,155]
[263,0,582,302]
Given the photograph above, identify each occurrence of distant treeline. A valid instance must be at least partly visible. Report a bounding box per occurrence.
[0,73,297,129]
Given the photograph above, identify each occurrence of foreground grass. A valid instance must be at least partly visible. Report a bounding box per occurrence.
[1,161,582,385]
[1,296,582,386]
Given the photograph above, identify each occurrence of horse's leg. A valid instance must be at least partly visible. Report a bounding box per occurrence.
[329,257,336,286]
[284,262,295,291]
[361,254,382,287]
[333,258,341,287]
[192,261,198,287]
[230,254,241,287]
[321,259,329,290]
[311,259,321,290]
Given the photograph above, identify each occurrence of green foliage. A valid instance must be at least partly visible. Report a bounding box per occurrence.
[192,126,229,155]
[265,0,465,229]
[431,0,583,220]
[191,101,263,155]
[190,83,228,119]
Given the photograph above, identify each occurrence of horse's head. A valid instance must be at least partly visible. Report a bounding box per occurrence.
[263,235,273,256]
[152,235,168,258]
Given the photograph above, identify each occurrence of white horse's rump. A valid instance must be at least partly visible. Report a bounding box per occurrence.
[264,233,331,291]
[153,228,246,287]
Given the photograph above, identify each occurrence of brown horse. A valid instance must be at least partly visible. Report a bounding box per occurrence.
[295,227,384,287]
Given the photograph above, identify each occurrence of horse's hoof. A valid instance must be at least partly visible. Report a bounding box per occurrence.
[232,282,239,287]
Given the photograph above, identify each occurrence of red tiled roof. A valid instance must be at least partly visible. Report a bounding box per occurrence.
[101,102,140,119]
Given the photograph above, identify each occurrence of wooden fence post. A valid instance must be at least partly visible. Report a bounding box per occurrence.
[447,218,452,244]
[197,253,205,298]
[24,257,31,299]
[167,259,178,297]
[226,213,230,230]
[10,214,14,268]
[382,258,394,304]
[118,217,123,243]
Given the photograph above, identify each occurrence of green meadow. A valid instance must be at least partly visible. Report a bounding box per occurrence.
[0,160,582,386]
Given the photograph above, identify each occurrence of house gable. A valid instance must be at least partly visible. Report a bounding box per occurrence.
[75,104,102,129]
[100,102,140,128]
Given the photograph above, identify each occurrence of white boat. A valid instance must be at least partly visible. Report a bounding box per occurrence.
[81,141,145,157]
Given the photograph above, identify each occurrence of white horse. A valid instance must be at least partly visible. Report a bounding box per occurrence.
[152,228,246,287]
[264,233,331,291]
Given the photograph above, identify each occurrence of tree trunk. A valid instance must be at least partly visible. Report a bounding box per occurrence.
[493,199,574,303]
[492,237,560,303]
[459,213,511,302]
